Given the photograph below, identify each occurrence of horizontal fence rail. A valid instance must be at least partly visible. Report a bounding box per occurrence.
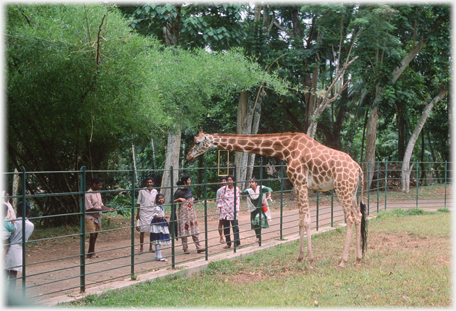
[1,160,452,301]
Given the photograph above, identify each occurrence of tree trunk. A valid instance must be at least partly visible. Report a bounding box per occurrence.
[365,35,430,188]
[306,65,319,132]
[307,56,358,138]
[245,98,262,187]
[397,101,405,160]
[163,5,181,46]
[181,142,186,170]
[151,138,156,169]
[132,143,138,185]
[420,125,426,184]
[161,3,182,202]
[161,127,181,203]
[235,91,250,189]
[401,89,448,193]
[329,81,349,150]
[12,167,20,208]
[364,105,379,187]
[363,84,383,188]
[359,107,369,163]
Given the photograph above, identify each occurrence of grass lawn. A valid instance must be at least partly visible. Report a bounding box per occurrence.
[63,208,451,308]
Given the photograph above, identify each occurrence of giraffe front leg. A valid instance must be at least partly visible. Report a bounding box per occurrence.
[304,212,314,265]
[296,185,313,265]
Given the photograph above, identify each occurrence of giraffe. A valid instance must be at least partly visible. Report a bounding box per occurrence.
[186,131,367,267]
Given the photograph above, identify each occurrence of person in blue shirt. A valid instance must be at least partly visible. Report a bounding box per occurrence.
[150,193,171,262]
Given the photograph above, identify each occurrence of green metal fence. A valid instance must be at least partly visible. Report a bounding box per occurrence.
[2,160,451,300]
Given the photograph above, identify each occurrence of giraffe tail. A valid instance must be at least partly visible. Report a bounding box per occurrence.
[359,167,368,255]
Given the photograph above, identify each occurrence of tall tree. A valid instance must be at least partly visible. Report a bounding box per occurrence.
[6,4,168,225]
[120,3,289,197]
[401,89,448,192]
[361,5,449,187]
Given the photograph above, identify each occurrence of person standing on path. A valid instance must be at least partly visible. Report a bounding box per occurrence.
[4,201,34,290]
[136,177,158,254]
[3,190,16,222]
[216,176,227,243]
[241,178,272,244]
[150,193,171,262]
[219,175,241,249]
[173,175,205,254]
[85,177,115,259]
[3,203,15,258]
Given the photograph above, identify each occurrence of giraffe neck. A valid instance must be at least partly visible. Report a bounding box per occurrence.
[208,133,297,162]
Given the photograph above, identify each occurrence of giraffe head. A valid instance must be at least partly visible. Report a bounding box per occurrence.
[186,130,215,162]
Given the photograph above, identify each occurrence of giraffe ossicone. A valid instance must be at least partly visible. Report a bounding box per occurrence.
[187,131,367,267]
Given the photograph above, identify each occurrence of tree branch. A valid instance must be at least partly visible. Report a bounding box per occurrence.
[273,21,293,37]
[95,14,106,65]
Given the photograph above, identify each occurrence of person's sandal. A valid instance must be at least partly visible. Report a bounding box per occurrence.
[197,248,206,253]
[183,250,190,254]
[219,237,225,243]
[223,245,231,249]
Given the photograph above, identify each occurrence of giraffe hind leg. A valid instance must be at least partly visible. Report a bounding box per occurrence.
[297,225,305,263]
[354,198,363,264]
[338,196,356,267]
[339,217,354,267]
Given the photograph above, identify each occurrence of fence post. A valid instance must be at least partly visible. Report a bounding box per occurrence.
[385,160,388,211]
[259,161,263,247]
[203,164,208,260]
[233,164,238,252]
[316,191,319,231]
[416,160,419,209]
[280,163,284,240]
[444,161,447,207]
[377,161,380,213]
[130,167,136,277]
[331,189,334,227]
[79,166,86,293]
[367,161,370,215]
[21,168,26,298]
[170,167,175,269]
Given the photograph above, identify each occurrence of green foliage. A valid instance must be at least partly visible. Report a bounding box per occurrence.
[119,4,248,51]
[374,208,428,220]
[7,3,168,225]
[6,3,289,226]
[106,193,133,217]
[203,259,245,276]
[145,46,288,132]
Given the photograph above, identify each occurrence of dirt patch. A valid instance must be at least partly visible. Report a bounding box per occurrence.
[231,271,265,284]
[369,232,448,251]
[366,232,451,267]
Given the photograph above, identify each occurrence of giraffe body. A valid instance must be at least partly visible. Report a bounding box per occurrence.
[187,131,367,267]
